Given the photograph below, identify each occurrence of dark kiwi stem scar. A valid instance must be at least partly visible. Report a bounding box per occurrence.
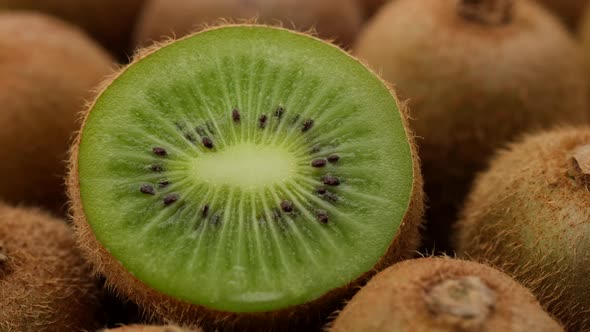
[232,108,241,123]
[202,205,210,218]
[327,154,340,163]
[280,200,294,213]
[163,193,180,206]
[311,159,327,168]
[458,0,513,25]
[316,209,329,224]
[202,137,214,149]
[568,145,590,189]
[152,147,168,156]
[302,119,314,132]
[323,175,340,186]
[140,184,156,195]
[259,114,268,129]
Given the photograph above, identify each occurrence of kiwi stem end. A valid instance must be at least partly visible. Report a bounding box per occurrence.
[425,276,496,330]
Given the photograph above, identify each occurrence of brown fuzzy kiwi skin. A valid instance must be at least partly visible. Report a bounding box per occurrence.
[456,127,590,331]
[355,0,589,252]
[103,325,201,332]
[0,203,103,332]
[535,0,588,30]
[0,12,114,216]
[67,25,424,331]
[133,0,363,50]
[0,0,146,58]
[357,0,392,18]
[328,257,563,332]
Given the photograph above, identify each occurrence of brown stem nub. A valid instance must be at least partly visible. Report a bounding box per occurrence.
[458,0,514,25]
[425,276,496,330]
[568,145,590,188]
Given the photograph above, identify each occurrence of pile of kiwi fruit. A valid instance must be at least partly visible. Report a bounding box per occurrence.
[2,0,590,330]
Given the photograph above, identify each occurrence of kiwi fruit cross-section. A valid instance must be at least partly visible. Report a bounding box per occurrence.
[456,127,590,331]
[133,0,363,50]
[68,25,424,330]
[329,257,563,332]
[0,203,102,332]
[0,12,114,215]
[103,325,201,332]
[0,0,146,58]
[355,0,589,252]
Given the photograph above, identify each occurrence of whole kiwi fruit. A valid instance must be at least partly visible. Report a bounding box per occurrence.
[456,127,590,330]
[329,257,563,332]
[133,0,363,49]
[355,0,589,252]
[0,0,146,57]
[0,12,113,215]
[0,203,102,332]
[68,25,424,331]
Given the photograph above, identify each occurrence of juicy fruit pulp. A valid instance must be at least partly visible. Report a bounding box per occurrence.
[76,26,415,313]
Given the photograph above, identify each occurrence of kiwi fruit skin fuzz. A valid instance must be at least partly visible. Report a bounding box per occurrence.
[456,127,590,330]
[103,325,201,332]
[0,203,102,332]
[0,12,114,215]
[133,0,363,49]
[329,257,563,332]
[0,0,146,57]
[355,0,589,252]
[68,25,424,331]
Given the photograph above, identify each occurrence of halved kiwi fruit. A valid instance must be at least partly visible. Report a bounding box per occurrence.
[0,203,102,331]
[355,0,589,252]
[456,127,590,330]
[329,257,563,332]
[68,25,423,330]
[133,0,363,49]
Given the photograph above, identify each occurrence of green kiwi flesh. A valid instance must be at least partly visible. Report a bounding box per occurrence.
[71,25,422,319]
[456,127,590,330]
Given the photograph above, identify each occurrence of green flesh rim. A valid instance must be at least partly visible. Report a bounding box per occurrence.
[77,26,414,313]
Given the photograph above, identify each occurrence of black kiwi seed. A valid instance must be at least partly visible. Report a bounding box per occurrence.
[184,132,196,143]
[163,193,179,206]
[259,114,268,129]
[158,180,170,188]
[316,187,327,195]
[202,205,209,218]
[152,147,167,156]
[275,106,284,118]
[316,209,329,224]
[323,175,340,186]
[302,119,314,132]
[232,108,241,123]
[311,159,327,168]
[150,164,164,173]
[202,137,214,149]
[280,200,294,213]
[139,184,156,195]
[327,154,340,163]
